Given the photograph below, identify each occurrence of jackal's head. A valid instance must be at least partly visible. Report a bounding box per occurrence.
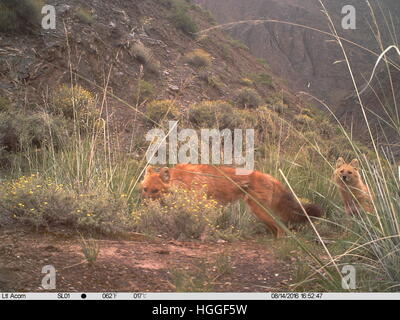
[334,157,361,186]
[140,166,171,199]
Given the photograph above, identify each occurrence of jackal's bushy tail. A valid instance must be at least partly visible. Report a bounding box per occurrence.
[276,192,323,224]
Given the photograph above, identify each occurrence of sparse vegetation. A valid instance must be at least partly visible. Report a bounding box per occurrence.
[228,38,249,51]
[236,87,262,109]
[188,100,240,129]
[74,7,94,25]
[135,187,224,240]
[0,96,11,112]
[134,80,155,104]
[0,174,134,235]
[0,110,69,154]
[0,0,43,33]
[79,237,100,265]
[185,49,212,69]
[144,99,181,125]
[257,58,269,67]
[131,42,152,64]
[294,114,314,125]
[240,78,254,87]
[169,252,233,292]
[207,76,225,92]
[131,42,161,75]
[51,85,98,122]
[169,1,198,38]
[0,0,399,294]
[169,260,213,292]
[249,73,273,87]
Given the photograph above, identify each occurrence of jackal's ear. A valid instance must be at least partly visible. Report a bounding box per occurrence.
[349,159,359,169]
[145,166,153,175]
[336,157,346,168]
[160,167,170,183]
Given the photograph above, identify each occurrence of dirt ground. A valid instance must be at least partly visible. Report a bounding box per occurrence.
[0,227,294,292]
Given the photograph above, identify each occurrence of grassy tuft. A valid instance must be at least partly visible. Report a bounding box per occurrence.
[185,49,212,69]
[74,7,94,25]
[170,6,198,38]
[144,100,180,125]
[0,0,43,33]
[236,87,262,109]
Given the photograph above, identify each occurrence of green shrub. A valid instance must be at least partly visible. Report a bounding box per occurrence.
[198,72,224,91]
[132,42,152,64]
[0,0,43,33]
[0,174,76,229]
[135,187,224,240]
[188,100,259,130]
[0,4,18,32]
[0,174,134,235]
[51,84,97,121]
[240,78,254,87]
[74,7,94,25]
[229,38,249,50]
[236,88,262,109]
[134,80,155,104]
[201,9,217,25]
[188,100,238,129]
[185,49,212,69]
[0,111,69,153]
[79,237,100,265]
[294,114,314,125]
[207,76,225,92]
[131,42,161,74]
[170,7,198,38]
[0,96,11,112]
[144,100,180,125]
[270,101,289,114]
[249,73,273,86]
[257,58,269,67]
[266,93,289,114]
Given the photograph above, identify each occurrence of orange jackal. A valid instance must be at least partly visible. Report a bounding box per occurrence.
[141,164,322,237]
[333,157,374,215]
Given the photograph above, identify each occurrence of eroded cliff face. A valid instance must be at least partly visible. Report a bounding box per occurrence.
[195,0,399,107]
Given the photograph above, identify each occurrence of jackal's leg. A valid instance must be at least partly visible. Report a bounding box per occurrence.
[245,198,286,238]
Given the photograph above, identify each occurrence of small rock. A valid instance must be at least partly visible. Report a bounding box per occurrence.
[57,4,71,14]
[43,245,60,252]
[155,250,170,255]
[109,21,116,28]
[168,85,179,92]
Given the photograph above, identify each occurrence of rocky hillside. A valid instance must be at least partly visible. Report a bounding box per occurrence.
[195,0,400,155]
[1,0,353,163]
[0,0,279,118]
[195,0,399,105]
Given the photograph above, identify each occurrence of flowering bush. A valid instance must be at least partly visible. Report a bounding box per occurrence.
[0,174,134,235]
[52,84,98,121]
[134,187,224,240]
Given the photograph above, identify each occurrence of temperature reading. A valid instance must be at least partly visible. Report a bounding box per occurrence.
[133,293,146,299]
[102,293,117,299]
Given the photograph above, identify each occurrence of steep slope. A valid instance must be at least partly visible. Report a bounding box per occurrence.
[0,0,276,116]
[195,0,399,107]
[0,0,351,161]
[195,0,400,156]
